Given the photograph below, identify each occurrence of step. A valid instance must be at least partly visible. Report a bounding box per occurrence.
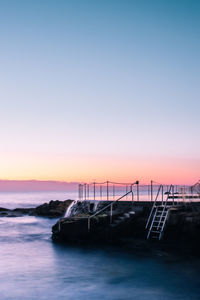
[156,214,167,217]
[113,220,121,224]
[154,220,164,223]
[151,230,160,233]
[123,213,130,218]
[129,211,135,215]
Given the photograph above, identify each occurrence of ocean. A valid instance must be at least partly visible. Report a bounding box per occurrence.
[0,191,200,300]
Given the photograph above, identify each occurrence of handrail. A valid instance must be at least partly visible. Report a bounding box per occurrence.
[81,180,139,186]
[157,185,173,232]
[146,184,174,230]
[145,184,162,229]
[87,182,138,231]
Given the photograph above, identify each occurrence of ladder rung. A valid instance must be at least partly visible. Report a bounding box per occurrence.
[151,230,160,233]
[154,220,164,223]
[152,226,162,228]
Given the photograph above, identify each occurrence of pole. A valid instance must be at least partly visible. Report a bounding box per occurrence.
[131,184,134,203]
[80,184,83,200]
[107,181,109,201]
[172,185,175,205]
[78,184,80,200]
[110,203,113,224]
[137,181,139,201]
[84,184,86,201]
[87,184,89,200]
[151,180,153,202]
[94,182,95,201]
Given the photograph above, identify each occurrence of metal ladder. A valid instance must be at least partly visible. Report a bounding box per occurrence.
[146,184,173,240]
[147,205,170,240]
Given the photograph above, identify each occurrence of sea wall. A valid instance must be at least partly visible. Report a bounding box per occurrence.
[52,201,200,254]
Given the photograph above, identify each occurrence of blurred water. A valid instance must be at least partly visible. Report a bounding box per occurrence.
[0,194,200,299]
[0,191,78,209]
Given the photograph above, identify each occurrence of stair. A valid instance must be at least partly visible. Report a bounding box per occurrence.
[110,210,135,228]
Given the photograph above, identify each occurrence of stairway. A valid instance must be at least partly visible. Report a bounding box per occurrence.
[110,210,135,228]
[147,205,170,240]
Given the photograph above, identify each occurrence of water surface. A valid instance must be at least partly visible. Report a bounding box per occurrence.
[0,193,200,299]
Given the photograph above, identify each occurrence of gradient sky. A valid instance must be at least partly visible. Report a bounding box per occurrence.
[0,0,199,184]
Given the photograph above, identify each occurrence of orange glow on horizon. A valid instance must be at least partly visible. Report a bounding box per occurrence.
[0,150,199,185]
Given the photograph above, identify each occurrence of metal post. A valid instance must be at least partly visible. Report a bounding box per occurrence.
[78,184,80,200]
[113,185,115,199]
[107,181,109,201]
[84,184,87,200]
[172,185,175,205]
[191,186,193,201]
[131,184,134,203]
[100,185,102,199]
[126,185,128,200]
[110,203,113,224]
[87,184,89,200]
[151,180,153,202]
[79,184,82,200]
[94,182,95,201]
[137,181,139,201]
[161,185,164,205]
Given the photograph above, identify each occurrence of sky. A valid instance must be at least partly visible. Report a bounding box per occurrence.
[0,0,199,185]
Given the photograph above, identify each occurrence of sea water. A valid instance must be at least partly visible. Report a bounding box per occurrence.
[0,192,200,300]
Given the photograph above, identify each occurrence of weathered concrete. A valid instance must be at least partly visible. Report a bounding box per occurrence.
[52,201,200,255]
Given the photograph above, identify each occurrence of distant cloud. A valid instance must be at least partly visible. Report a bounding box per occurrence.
[0,180,79,192]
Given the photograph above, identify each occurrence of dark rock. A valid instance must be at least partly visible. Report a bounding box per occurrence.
[0,207,34,217]
[0,207,10,212]
[0,199,74,218]
[34,199,73,217]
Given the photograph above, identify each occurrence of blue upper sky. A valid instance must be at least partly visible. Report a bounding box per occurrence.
[0,0,199,183]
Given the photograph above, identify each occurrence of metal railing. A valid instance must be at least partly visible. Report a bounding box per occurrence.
[87,181,139,231]
[78,180,140,202]
[146,184,163,229]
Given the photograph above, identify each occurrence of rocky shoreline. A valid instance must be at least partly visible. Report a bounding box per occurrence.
[1,198,200,256]
[0,199,73,218]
